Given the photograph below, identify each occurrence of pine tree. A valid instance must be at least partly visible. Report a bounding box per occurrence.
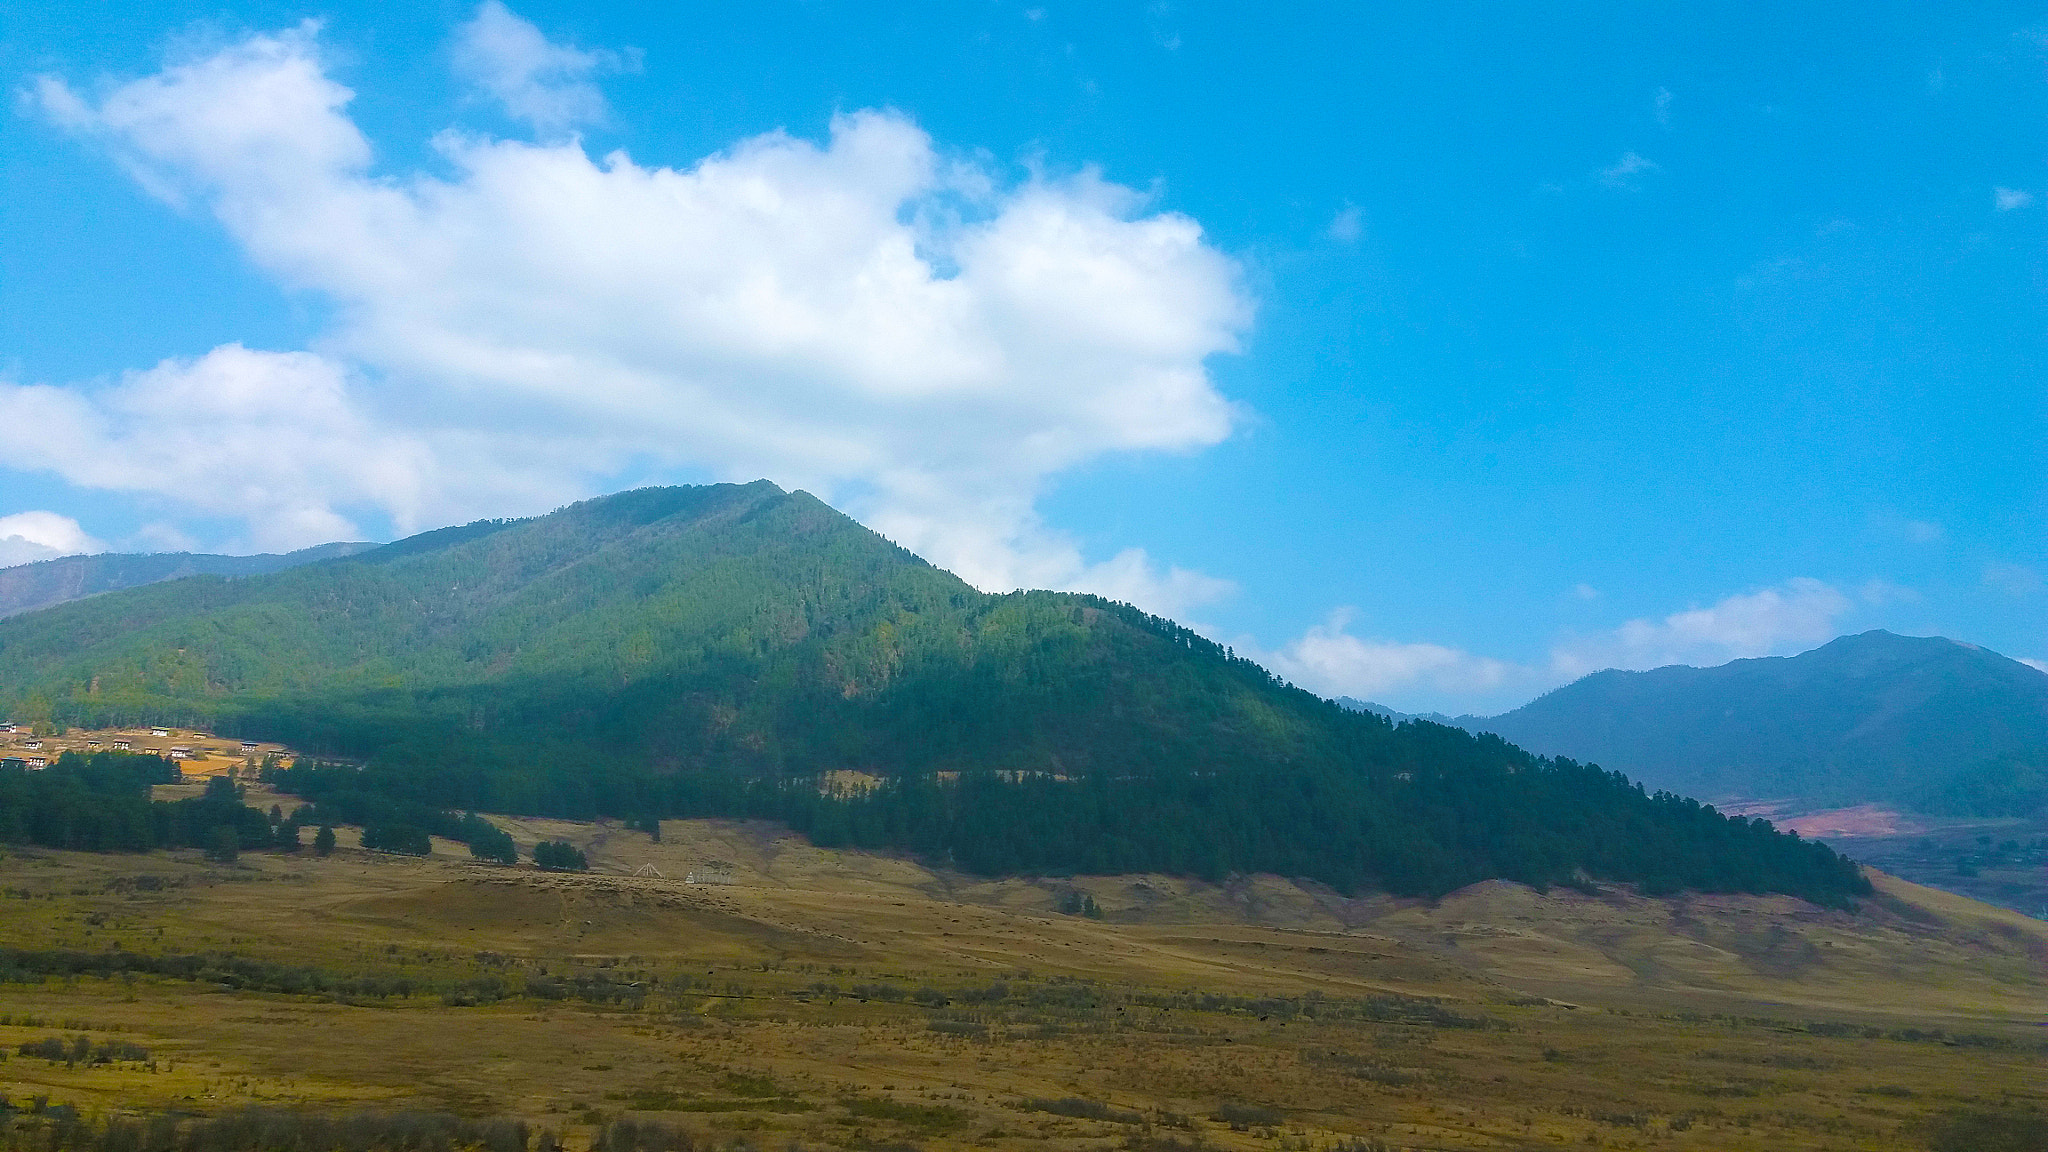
[314,825,336,857]
[534,840,587,871]
[205,825,239,864]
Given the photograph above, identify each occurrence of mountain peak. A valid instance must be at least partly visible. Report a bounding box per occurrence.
[1468,631,2048,808]
[0,482,1871,905]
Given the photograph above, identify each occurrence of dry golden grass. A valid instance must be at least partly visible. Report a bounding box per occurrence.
[0,815,2043,1151]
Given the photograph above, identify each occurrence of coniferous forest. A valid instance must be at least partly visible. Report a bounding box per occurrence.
[0,483,1870,904]
[0,752,272,854]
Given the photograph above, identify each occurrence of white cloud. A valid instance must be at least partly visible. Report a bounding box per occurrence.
[1327,204,1363,243]
[1856,578,1918,606]
[2019,657,2048,675]
[453,2,622,137]
[23,14,1250,616]
[1262,579,1862,711]
[1549,577,1852,677]
[0,511,106,567]
[0,345,448,550]
[1259,608,1515,700]
[1984,562,2044,597]
[1652,87,1673,128]
[1572,582,1600,601]
[1598,151,1660,190]
[1995,186,2034,211]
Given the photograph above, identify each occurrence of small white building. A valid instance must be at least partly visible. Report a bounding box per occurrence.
[26,757,46,769]
[111,739,132,750]
[168,747,191,760]
[23,740,40,750]
[240,741,258,751]
[151,728,169,738]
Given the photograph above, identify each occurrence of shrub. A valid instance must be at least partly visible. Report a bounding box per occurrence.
[1024,1098,1143,1125]
[1926,1107,2048,1152]
[533,841,587,871]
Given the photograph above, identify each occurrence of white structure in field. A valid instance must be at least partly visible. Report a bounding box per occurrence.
[685,862,737,885]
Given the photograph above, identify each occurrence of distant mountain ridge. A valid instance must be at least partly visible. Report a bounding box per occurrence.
[0,542,377,618]
[0,482,1868,904]
[1347,632,2048,814]
[1335,698,1481,728]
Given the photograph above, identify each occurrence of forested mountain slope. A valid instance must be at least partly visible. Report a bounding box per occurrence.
[0,541,375,618]
[1469,631,2048,812]
[0,483,1867,902]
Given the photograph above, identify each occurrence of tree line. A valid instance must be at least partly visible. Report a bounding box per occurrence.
[0,751,578,869]
[0,752,272,855]
[268,729,1869,905]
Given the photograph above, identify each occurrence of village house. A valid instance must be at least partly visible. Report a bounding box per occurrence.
[26,757,46,769]
[168,746,191,760]
[150,728,169,737]
[111,739,132,750]
[240,741,259,752]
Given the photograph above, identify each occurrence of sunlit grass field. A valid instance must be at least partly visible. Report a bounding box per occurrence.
[1,809,2043,1151]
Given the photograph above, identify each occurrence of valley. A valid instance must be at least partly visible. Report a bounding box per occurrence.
[0,488,2043,1150]
[2,811,2044,1152]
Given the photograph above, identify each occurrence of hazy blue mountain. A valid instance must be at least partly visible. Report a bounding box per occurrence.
[0,542,376,619]
[1463,631,2048,812]
[1334,698,1481,728]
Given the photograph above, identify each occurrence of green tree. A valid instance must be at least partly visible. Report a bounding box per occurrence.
[363,824,431,856]
[314,825,336,857]
[204,825,239,864]
[534,840,587,871]
[466,818,517,865]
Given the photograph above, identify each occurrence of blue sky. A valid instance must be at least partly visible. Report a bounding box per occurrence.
[2,1,2043,712]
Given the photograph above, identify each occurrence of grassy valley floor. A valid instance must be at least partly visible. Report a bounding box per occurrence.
[0,812,2044,1152]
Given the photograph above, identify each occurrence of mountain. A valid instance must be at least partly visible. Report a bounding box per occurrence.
[1466,631,2048,812]
[1335,697,1479,728]
[0,483,1868,903]
[0,542,377,618]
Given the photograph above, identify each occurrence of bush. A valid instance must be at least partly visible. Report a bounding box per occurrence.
[205,825,239,864]
[533,841,587,871]
[362,824,431,856]
[925,1020,988,1038]
[595,1117,694,1152]
[1025,1098,1144,1125]
[1216,1103,1284,1129]
[0,1106,532,1152]
[465,817,518,864]
[1926,1107,2048,1152]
